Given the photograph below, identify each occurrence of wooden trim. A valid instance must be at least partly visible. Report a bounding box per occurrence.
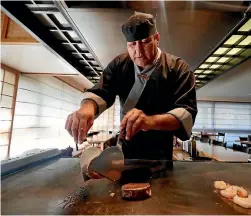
[1,14,10,39]
[54,76,86,93]
[0,71,5,100]
[0,63,21,75]
[23,72,79,76]
[7,72,20,159]
[1,13,38,44]
[1,38,38,44]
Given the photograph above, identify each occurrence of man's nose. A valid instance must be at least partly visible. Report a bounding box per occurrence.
[135,42,143,56]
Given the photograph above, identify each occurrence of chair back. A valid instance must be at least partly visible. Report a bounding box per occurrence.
[239,136,248,141]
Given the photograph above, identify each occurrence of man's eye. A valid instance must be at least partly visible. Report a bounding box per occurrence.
[142,40,150,43]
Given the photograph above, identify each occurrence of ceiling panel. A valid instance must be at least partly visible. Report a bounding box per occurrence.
[197,57,251,102]
[1,44,79,74]
[68,8,242,70]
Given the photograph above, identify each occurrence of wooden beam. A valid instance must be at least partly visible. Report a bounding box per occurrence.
[22,72,79,76]
[1,38,37,44]
[0,63,21,75]
[0,64,20,159]
[7,71,20,159]
[1,12,38,45]
[1,14,10,39]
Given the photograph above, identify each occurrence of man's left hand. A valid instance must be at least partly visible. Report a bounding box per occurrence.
[120,108,155,140]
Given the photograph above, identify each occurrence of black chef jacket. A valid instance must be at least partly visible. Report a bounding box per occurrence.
[82,51,197,160]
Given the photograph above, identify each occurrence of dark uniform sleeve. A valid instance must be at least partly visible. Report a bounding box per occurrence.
[167,58,198,141]
[81,57,118,117]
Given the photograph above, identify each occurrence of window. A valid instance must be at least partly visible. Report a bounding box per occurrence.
[0,67,19,160]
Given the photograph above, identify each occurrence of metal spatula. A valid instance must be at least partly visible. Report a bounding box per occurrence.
[88,129,126,182]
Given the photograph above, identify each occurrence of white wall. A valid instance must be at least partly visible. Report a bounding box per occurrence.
[10,74,84,158]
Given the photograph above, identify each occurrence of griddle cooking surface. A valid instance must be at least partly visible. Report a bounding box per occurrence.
[1,158,251,215]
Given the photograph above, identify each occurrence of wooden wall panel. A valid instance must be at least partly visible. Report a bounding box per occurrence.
[1,12,38,44]
[4,71,16,84]
[1,12,5,31]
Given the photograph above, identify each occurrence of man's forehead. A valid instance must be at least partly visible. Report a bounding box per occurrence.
[127,35,153,43]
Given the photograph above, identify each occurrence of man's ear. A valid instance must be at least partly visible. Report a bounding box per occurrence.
[155,32,160,42]
[154,32,160,47]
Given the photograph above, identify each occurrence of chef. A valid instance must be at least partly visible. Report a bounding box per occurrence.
[65,11,197,161]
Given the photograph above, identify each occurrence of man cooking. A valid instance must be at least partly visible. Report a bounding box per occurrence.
[65,11,197,161]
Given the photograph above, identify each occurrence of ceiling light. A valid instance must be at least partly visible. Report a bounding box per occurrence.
[198,75,206,78]
[195,14,251,89]
[209,64,221,69]
[239,36,251,46]
[203,70,213,74]
[213,47,229,55]
[194,70,203,74]
[238,18,251,32]
[224,35,243,45]
[227,48,243,55]
[206,57,218,63]
[217,57,230,63]
[199,64,209,69]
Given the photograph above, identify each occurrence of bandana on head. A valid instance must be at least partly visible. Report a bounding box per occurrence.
[121,11,157,42]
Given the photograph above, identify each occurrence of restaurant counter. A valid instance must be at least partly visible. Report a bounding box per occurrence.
[1,158,251,215]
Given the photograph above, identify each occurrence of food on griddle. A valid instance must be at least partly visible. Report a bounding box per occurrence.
[233,195,251,209]
[221,186,238,199]
[214,180,250,209]
[121,183,151,200]
[232,186,248,198]
[214,181,228,190]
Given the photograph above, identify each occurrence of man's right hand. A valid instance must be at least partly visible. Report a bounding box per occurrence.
[65,100,97,144]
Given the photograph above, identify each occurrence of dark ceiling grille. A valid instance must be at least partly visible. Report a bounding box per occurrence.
[194,12,251,89]
[1,0,103,84]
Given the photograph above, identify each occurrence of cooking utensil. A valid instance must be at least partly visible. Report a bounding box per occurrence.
[88,129,126,182]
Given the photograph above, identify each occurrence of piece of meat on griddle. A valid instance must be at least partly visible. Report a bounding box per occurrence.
[121,183,151,200]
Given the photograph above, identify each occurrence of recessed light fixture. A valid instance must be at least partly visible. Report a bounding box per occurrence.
[194,14,251,89]
[199,64,209,69]
[217,57,230,63]
[203,70,213,74]
[238,18,251,32]
[206,57,218,63]
[224,35,243,45]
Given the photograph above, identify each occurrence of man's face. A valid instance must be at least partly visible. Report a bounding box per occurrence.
[127,33,160,68]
